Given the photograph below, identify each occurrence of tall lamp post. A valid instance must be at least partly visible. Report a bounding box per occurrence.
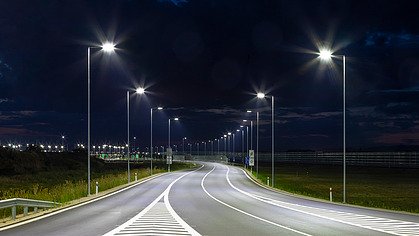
[217,139,220,155]
[318,49,347,203]
[87,42,115,196]
[182,137,187,154]
[126,87,145,184]
[223,135,227,156]
[247,110,259,176]
[168,117,179,171]
[247,110,254,151]
[256,92,275,187]
[150,107,163,175]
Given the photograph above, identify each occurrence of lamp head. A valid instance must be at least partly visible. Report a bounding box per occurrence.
[136,87,145,94]
[157,107,163,110]
[102,42,115,53]
[174,117,179,121]
[319,49,332,61]
[257,92,265,99]
[246,110,252,113]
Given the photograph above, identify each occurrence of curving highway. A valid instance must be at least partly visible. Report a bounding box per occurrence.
[1,162,419,236]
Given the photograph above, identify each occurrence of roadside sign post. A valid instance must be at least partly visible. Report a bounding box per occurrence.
[249,150,255,173]
[167,148,173,172]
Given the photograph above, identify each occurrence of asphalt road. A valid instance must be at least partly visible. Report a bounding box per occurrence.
[1,162,419,236]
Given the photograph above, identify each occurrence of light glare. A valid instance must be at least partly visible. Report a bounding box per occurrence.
[136,87,145,94]
[257,92,265,99]
[102,42,115,53]
[319,49,332,61]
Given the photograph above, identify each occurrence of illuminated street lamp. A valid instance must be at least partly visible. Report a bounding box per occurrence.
[182,137,187,154]
[125,87,146,183]
[256,92,275,187]
[243,120,250,157]
[246,109,259,175]
[61,135,65,152]
[150,106,163,175]
[318,48,347,203]
[168,117,180,171]
[87,41,116,195]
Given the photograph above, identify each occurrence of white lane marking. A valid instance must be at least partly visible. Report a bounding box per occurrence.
[226,165,419,236]
[103,166,203,236]
[0,172,167,231]
[201,165,312,236]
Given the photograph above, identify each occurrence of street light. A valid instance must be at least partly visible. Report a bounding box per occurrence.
[246,109,259,174]
[182,137,187,154]
[150,106,163,175]
[61,135,65,152]
[126,87,146,184]
[243,120,250,158]
[318,48,347,203]
[168,117,180,171]
[256,92,275,187]
[216,139,219,155]
[136,87,145,94]
[223,135,227,156]
[319,49,332,61]
[87,41,116,195]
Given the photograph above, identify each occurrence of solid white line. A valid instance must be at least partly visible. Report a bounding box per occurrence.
[165,170,201,236]
[201,165,312,236]
[0,172,167,231]
[227,165,418,236]
[103,165,203,236]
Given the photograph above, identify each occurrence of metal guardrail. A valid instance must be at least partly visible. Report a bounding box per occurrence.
[0,198,59,220]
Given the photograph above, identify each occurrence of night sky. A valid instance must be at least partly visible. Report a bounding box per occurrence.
[1,0,419,151]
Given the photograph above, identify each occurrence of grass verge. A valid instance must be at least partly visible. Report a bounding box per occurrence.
[0,160,195,221]
[249,163,419,213]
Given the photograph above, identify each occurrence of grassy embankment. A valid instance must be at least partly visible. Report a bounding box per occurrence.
[250,163,419,213]
[0,148,195,220]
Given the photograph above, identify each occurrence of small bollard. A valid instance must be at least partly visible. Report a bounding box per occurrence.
[95,181,99,195]
[267,177,270,186]
[329,187,333,202]
[135,173,138,182]
[12,206,16,220]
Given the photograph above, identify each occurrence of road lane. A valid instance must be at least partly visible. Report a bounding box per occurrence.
[170,163,419,235]
[2,162,418,236]
[0,170,191,236]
